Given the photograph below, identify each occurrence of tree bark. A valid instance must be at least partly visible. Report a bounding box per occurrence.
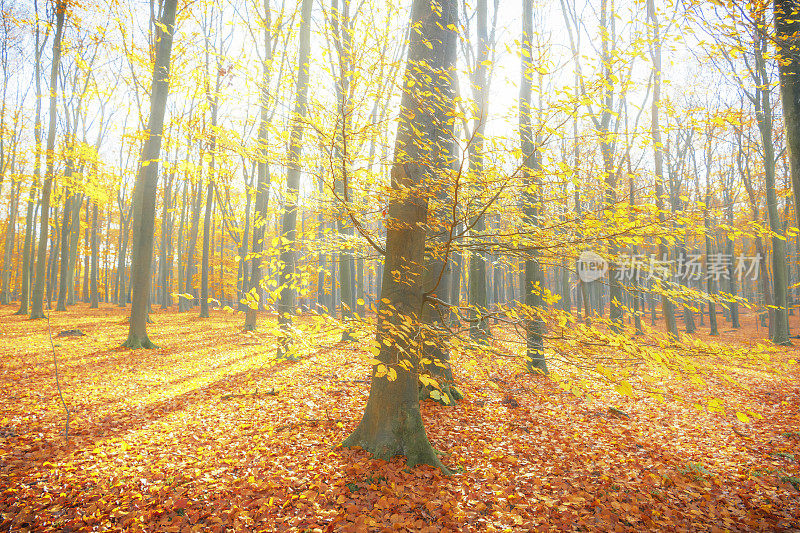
[1,174,18,305]
[123,0,178,348]
[775,0,800,230]
[90,200,99,308]
[647,0,678,339]
[30,0,66,320]
[342,0,456,473]
[520,0,546,373]
[754,10,790,345]
[182,151,204,312]
[245,0,274,331]
[467,0,492,341]
[276,0,313,357]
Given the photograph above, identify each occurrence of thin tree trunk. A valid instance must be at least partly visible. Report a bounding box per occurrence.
[82,197,89,301]
[182,152,204,311]
[1,175,18,304]
[468,0,492,341]
[90,201,99,308]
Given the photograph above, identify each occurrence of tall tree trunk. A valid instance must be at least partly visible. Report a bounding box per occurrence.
[16,31,44,313]
[647,0,677,339]
[123,0,178,348]
[115,211,130,307]
[775,0,800,230]
[200,20,221,319]
[276,0,313,357]
[342,0,456,472]
[182,153,204,312]
[722,171,740,328]
[1,175,18,304]
[159,170,174,308]
[753,11,790,345]
[468,0,492,341]
[82,197,89,302]
[244,0,274,331]
[704,186,719,336]
[46,205,59,309]
[175,174,188,310]
[520,0,546,373]
[331,0,357,339]
[30,1,66,319]
[628,164,643,335]
[66,191,82,306]
[90,201,99,308]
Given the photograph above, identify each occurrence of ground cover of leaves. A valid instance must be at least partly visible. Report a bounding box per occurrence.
[1,304,799,532]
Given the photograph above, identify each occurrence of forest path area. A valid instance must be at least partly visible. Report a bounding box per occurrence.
[1,304,799,532]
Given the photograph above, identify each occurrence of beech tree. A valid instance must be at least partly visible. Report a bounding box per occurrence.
[342,0,457,472]
[29,0,66,320]
[123,0,178,349]
[775,0,800,228]
[276,0,313,358]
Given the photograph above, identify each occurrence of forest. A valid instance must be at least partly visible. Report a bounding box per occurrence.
[1,0,799,530]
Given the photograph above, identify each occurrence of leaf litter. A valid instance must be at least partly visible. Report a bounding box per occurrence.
[0,304,799,531]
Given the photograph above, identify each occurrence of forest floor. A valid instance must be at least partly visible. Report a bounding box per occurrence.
[1,303,799,532]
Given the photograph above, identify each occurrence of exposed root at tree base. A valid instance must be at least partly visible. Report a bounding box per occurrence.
[121,336,159,350]
[341,407,452,475]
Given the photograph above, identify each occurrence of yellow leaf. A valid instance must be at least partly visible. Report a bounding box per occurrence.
[736,411,750,424]
[615,380,634,397]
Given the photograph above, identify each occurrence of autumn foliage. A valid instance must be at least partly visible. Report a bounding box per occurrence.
[1,304,799,531]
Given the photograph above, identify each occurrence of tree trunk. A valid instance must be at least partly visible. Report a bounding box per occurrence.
[90,201,99,308]
[66,191,82,306]
[182,154,204,312]
[30,1,66,320]
[244,0,274,331]
[175,174,188,310]
[330,0,357,339]
[647,0,677,339]
[115,210,130,307]
[123,0,178,348]
[467,0,492,341]
[342,0,456,473]
[159,171,174,308]
[82,197,89,302]
[1,176,18,305]
[276,0,313,357]
[520,0,546,373]
[704,187,719,336]
[754,13,790,345]
[775,0,800,230]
